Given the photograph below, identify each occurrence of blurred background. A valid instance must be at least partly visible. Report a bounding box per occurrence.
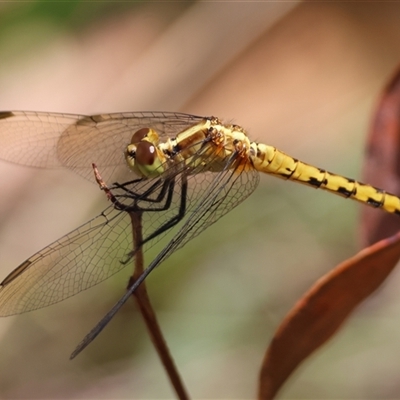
[1,1,400,398]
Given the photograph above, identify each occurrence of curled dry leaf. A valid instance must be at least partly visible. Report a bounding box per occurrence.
[258,231,400,400]
[361,65,400,245]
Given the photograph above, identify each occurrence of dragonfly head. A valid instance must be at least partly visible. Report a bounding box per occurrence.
[125,128,166,178]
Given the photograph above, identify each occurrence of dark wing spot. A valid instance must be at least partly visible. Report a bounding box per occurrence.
[90,114,109,123]
[0,111,14,119]
[0,260,32,286]
[75,116,97,126]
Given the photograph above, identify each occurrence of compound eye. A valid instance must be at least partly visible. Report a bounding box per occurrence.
[135,141,156,166]
[131,127,151,144]
[125,127,162,177]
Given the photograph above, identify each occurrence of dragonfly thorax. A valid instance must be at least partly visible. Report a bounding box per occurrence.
[124,119,257,180]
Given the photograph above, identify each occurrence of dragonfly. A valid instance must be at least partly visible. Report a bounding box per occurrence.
[0,111,399,357]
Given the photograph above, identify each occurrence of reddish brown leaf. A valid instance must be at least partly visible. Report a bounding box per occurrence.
[361,65,400,245]
[258,231,400,400]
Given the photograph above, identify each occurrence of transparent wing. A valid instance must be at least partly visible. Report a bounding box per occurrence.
[0,140,260,316]
[0,205,133,316]
[150,155,261,268]
[0,111,204,182]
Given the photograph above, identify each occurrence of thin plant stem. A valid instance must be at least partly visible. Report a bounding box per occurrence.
[129,211,190,400]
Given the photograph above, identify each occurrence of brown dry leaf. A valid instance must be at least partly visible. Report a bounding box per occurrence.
[258,231,400,400]
[361,66,400,245]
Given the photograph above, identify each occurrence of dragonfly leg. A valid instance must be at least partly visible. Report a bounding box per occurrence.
[92,163,129,211]
[117,178,175,212]
[92,164,172,211]
[108,175,176,206]
[111,178,159,199]
[93,163,188,262]
[134,178,171,204]
[122,173,188,263]
[139,172,188,244]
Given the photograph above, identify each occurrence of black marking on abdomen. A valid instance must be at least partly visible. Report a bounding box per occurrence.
[307,168,328,188]
[336,179,355,198]
[367,198,382,208]
[308,177,324,188]
[337,186,354,198]
[284,158,298,178]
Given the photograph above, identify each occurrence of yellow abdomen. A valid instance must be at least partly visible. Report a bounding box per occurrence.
[250,143,400,215]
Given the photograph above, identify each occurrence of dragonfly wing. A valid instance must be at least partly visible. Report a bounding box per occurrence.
[146,153,261,269]
[0,111,83,168]
[177,167,259,254]
[57,111,204,182]
[0,205,135,316]
[0,117,260,317]
[68,152,261,358]
[0,111,204,182]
